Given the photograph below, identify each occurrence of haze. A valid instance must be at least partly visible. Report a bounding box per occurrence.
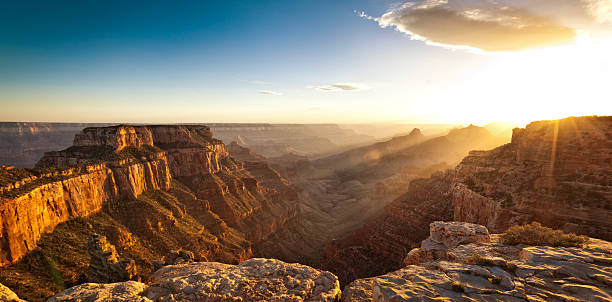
[2,0,610,126]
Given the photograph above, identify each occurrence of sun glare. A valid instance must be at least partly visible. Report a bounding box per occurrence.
[440,36,612,126]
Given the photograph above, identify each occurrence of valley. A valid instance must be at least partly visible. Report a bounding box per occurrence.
[0,116,610,301]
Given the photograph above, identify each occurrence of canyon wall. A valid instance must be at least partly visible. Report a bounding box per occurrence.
[321,116,611,286]
[452,116,612,240]
[0,124,298,271]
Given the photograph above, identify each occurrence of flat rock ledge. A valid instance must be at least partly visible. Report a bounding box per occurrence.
[343,221,612,302]
[48,258,341,302]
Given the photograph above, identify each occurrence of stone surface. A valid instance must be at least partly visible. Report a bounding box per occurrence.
[404,221,490,265]
[47,281,150,302]
[0,282,25,302]
[87,234,138,283]
[343,222,612,302]
[49,258,341,302]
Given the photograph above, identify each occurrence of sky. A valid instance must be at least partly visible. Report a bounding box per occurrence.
[1,0,611,125]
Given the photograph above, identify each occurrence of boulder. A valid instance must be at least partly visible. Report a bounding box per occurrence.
[49,258,341,302]
[47,281,149,302]
[404,221,490,265]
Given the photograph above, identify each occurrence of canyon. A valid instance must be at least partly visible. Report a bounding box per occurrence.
[321,116,612,286]
[0,116,609,301]
[0,125,298,301]
[0,123,381,168]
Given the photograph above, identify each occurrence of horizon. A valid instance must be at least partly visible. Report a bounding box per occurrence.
[2,1,611,125]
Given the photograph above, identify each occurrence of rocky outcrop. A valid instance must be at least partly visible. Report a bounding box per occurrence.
[403,221,490,265]
[343,222,612,301]
[322,116,611,287]
[49,258,341,302]
[47,281,149,302]
[87,234,138,283]
[452,116,612,240]
[1,124,298,271]
[0,282,25,302]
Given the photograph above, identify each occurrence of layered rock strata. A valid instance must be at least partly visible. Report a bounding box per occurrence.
[48,258,341,302]
[1,124,298,270]
[343,221,612,302]
[322,116,611,286]
[452,116,612,240]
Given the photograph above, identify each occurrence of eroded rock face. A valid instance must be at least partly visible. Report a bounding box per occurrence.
[343,222,612,302]
[87,234,138,283]
[452,116,612,240]
[49,259,341,302]
[324,116,611,287]
[1,124,298,270]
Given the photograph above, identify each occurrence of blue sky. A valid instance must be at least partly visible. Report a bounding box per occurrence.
[1,0,610,124]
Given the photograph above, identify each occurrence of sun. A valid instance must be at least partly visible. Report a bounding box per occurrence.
[435,36,612,126]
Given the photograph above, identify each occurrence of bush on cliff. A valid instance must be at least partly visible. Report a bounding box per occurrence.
[500,222,589,248]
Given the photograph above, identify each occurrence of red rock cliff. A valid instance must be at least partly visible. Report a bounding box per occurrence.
[1,124,299,268]
[452,116,612,239]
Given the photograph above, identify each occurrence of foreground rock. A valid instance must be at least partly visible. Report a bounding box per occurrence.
[0,283,25,302]
[49,258,341,301]
[343,221,612,301]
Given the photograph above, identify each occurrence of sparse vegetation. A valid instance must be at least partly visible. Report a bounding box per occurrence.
[500,222,589,248]
[44,255,65,291]
[465,253,517,273]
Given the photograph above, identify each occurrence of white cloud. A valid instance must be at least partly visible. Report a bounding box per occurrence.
[307,83,371,91]
[258,90,283,96]
[364,0,612,51]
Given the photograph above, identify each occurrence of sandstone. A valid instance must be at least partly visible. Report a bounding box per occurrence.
[0,282,25,302]
[452,116,612,240]
[49,258,341,302]
[343,222,612,302]
[47,281,150,302]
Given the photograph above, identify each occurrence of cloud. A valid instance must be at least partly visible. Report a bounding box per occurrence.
[307,83,370,91]
[258,90,283,96]
[364,0,612,51]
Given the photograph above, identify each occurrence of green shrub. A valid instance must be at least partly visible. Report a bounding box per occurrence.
[44,255,65,291]
[465,253,517,273]
[500,222,589,248]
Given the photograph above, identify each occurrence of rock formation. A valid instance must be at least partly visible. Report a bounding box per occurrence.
[87,234,137,283]
[343,221,612,301]
[452,116,612,240]
[0,122,112,168]
[0,124,299,301]
[48,258,341,302]
[321,116,611,286]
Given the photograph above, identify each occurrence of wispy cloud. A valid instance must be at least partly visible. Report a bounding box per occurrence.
[307,83,371,91]
[361,0,612,52]
[259,90,283,96]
